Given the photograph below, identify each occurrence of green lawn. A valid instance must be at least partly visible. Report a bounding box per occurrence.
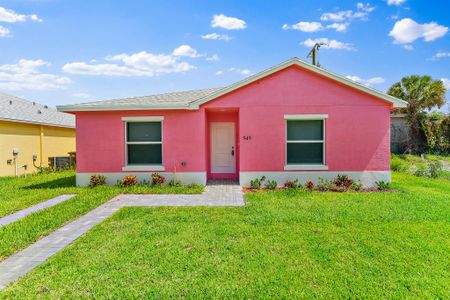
[0,171,203,261]
[1,172,449,298]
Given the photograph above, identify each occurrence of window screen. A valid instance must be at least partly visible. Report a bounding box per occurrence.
[286,120,324,164]
[126,122,162,165]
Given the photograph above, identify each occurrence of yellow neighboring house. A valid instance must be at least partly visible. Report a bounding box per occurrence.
[0,93,75,176]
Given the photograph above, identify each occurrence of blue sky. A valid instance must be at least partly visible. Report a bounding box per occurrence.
[0,0,448,111]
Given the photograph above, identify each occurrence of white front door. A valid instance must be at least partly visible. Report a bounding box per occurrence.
[210,122,236,174]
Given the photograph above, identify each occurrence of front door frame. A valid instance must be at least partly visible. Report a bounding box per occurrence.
[206,110,239,179]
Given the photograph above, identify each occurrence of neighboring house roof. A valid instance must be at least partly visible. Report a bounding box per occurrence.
[0,92,75,128]
[58,57,407,112]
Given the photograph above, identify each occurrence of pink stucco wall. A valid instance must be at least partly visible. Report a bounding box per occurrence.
[75,65,391,174]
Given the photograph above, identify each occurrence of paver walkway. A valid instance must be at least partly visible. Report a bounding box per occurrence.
[0,194,76,227]
[0,184,244,290]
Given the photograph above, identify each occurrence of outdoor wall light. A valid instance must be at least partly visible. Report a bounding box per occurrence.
[12,148,19,157]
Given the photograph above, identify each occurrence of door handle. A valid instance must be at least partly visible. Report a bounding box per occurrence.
[231,147,235,156]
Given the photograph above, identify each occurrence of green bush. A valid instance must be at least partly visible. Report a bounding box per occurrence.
[250,176,266,189]
[375,181,390,191]
[265,180,277,190]
[316,178,334,191]
[350,181,363,191]
[168,179,182,187]
[427,160,443,178]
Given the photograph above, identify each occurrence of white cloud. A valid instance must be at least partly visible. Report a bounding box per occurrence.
[387,0,406,6]
[63,50,195,77]
[0,6,42,23]
[441,78,450,89]
[403,44,414,50]
[216,67,252,76]
[211,14,246,30]
[229,68,251,76]
[346,75,385,86]
[356,3,375,12]
[201,33,232,40]
[432,51,450,60]
[172,44,200,58]
[320,11,353,22]
[326,23,349,32]
[71,92,91,99]
[320,3,374,22]
[206,54,220,61]
[0,25,10,37]
[389,18,448,44]
[282,21,324,32]
[0,59,71,91]
[301,38,355,51]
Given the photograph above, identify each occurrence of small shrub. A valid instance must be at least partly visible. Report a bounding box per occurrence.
[427,160,443,178]
[284,179,299,189]
[305,180,314,191]
[137,179,151,187]
[151,173,165,185]
[317,178,334,191]
[334,174,353,188]
[119,175,137,187]
[186,183,200,189]
[375,180,390,191]
[350,180,363,191]
[89,174,106,187]
[265,180,277,190]
[168,179,182,187]
[414,164,428,177]
[249,176,266,189]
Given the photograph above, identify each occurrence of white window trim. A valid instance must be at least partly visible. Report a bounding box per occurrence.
[123,117,164,171]
[284,114,328,120]
[122,116,164,122]
[284,114,328,171]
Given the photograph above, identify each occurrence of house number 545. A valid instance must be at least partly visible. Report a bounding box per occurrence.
[243,136,252,140]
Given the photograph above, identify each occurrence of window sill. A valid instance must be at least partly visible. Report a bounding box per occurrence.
[284,164,328,171]
[122,165,165,171]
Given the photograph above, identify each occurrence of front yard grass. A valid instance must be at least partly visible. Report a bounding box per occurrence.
[0,170,203,260]
[2,172,449,298]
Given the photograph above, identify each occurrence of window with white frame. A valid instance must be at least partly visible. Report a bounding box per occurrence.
[286,117,325,165]
[125,121,162,165]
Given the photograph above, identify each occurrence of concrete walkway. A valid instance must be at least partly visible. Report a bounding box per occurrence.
[0,184,244,290]
[0,194,76,227]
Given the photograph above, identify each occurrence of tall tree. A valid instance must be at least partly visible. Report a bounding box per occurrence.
[388,75,446,152]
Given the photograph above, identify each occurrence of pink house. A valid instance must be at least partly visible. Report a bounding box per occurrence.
[58,58,407,186]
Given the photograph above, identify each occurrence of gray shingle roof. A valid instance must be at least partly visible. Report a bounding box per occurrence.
[0,92,75,128]
[65,88,222,110]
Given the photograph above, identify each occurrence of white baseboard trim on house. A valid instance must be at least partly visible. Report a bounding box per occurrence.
[76,172,207,186]
[239,171,390,187]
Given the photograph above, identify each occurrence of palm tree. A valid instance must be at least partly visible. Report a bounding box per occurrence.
[388,75,446,152]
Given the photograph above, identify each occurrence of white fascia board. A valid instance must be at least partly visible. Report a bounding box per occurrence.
[57,104,190,112]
